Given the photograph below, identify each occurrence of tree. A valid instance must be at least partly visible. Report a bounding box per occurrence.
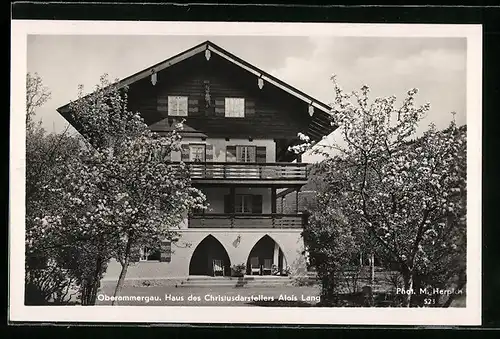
[26,72,51,128]
[293,76,466,307]
[52,75,207,304]
[25,73,82,305]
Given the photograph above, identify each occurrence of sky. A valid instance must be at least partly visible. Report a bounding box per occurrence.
[27,35,467,162]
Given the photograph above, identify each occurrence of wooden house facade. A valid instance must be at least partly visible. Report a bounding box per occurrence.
[58,41,337,281]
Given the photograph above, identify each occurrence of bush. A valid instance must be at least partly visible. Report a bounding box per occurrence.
[231,263,246,277]
[25,260,77,305]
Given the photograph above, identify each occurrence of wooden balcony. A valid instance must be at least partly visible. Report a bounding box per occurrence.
[181,162,309,185]
[188,213,307,229]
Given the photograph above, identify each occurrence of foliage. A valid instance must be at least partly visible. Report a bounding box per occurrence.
[25,73,85,305]
[281,266,291,276]
[302,206,368,303]
[47,74,207,303]
[26,72,51,128]
[231,263,246,277]
[24,258,78,305]
[293,76,467,307]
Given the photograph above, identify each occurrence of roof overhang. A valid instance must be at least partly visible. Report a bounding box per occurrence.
[57,40,338,146]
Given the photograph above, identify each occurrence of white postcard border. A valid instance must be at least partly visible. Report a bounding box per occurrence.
[10,20,482,325]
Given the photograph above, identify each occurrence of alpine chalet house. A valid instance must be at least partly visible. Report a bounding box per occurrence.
[57,41,337,282]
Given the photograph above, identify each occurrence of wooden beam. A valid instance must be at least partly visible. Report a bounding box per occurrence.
[295,189,299,213]
[120,44,207,88]
[310,119,329,131]
[308,123,326,134]
[276,187,295,199]
[229,186,236,213]
[307,129,323,141]
[192,179,309,186]
[209,45,332,115]
[271,188,277,213]
[313,112,333,124]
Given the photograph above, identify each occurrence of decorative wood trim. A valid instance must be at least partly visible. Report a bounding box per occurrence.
[57,41,337,144]
[208,45,331,114]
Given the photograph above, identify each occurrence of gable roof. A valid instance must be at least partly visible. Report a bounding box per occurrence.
[57,40,337,142]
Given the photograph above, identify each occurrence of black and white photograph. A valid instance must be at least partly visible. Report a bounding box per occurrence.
[10,20,482,325]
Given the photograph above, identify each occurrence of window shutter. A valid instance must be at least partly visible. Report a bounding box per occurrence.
[252,195,263,214]
[167,96,177,116]
[215,99,225,117]
[224,195,231,213]
[181,144,190,162]
[206,144,214,162]
[157,96,168,117]
[129,245,141,262]
[245,100,255,117]
[160,241,172,262]
[256,146,267,163]
[226,145,237,162]
[188,98,199,116]
[178,97,188,116]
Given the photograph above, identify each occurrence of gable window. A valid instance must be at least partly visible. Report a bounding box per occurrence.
[236,145,256,163]
[189,144,206,162]
[140,247,161,261]
[168,96,188,116]
[225,97,245,118]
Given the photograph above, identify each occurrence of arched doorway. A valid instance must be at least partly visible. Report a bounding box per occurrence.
[246,235,287,275]
[189,235,231,276]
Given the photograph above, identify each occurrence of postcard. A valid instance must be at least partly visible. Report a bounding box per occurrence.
[10,20,482,326]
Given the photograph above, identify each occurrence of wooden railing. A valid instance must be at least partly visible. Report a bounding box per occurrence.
[189,213,306,229]
[179,162,308,180]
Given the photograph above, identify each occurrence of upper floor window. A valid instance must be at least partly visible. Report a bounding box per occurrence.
[189,144,206,162]
[225,97,245,118]
[227,145,266,163]
[236,146,256,163]
[168,96,188,116]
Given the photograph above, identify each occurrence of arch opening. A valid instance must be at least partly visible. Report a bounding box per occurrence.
[189,235,231,276]
[246,235,287,276]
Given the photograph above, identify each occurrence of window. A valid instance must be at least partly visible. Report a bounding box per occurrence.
[168,96,188,116]
[235,194,253,213]
[189,144,206,162]
[140,247,161,261]
[236,145,256,163]
[225,97,245,117]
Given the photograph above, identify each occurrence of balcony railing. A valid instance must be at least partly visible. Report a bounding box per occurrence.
[180,162,308,181]
[188,213,306,229]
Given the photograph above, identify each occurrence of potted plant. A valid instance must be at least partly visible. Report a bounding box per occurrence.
[280,266,291,276]
[231,263,246,277]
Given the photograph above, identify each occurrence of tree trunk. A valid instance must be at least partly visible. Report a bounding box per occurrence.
[112,236,133,306]
[402,272,414,307]
[370,253,375,286]
[88,255,104,305]
[112,260,129,305]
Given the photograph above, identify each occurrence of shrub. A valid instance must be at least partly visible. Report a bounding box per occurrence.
[231,263,246,277]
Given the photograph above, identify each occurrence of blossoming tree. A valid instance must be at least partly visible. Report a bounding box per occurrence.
[292,76,466,307]
[40,75,206,304]
[25,73,83,304]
